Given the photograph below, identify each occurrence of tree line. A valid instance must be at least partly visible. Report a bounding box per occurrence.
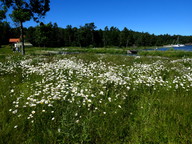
[1,22,192,48]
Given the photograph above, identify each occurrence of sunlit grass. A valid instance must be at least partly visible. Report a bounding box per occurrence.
[0,49,192,143]
[139,50,192,58]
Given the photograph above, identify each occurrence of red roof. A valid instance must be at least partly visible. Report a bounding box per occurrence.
[9,38,20,43]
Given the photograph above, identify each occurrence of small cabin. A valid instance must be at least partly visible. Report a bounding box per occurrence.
[9,38,32,47]
[9,38,21,43]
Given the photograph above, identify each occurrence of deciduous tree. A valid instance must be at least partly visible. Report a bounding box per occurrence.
[0,0,50,55]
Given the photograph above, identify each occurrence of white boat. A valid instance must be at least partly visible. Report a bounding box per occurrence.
[172,44,185,47]
[164,37,185,47]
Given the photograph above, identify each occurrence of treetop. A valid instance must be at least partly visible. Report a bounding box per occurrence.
[0,0,50,22]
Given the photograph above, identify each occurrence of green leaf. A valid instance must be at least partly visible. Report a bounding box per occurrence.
[10,9,32,22]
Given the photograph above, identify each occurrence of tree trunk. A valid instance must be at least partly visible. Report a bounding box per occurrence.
[103,36,106,48]
[126,38,129,48]
[91,32,94,46]
[20,21,25,55]
[69,35,71,46]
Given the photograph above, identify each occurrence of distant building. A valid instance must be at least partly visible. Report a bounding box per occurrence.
[9,38,21,43]
[9,38,32,47]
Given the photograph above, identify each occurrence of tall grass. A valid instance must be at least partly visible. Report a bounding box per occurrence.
[139,50,192,58]
[0,50,192,143]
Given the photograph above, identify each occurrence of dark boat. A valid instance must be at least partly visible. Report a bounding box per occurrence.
[127,50,138,54]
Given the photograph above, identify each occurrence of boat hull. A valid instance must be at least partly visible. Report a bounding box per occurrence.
[164,44,185,48]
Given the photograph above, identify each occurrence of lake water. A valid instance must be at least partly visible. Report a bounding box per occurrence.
[146,45,192,51]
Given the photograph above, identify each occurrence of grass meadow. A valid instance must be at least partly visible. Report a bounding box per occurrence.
[0,46,192,143]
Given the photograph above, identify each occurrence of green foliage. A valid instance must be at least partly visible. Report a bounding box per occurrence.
[1,19,192,48]
[30,22,62,47]
[25,22,192,48]
[0,0,50,55]
[0,4,7,21]
[0,0,50,22]
[10,9,32,22]
[0,22,11,45]
[0,10,6,20]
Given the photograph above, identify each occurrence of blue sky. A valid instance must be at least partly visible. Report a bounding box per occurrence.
[8,0,192,36]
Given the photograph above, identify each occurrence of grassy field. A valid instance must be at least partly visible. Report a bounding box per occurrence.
[0,46,192,143]
[28,46,192,58]
[139,50,192,58]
